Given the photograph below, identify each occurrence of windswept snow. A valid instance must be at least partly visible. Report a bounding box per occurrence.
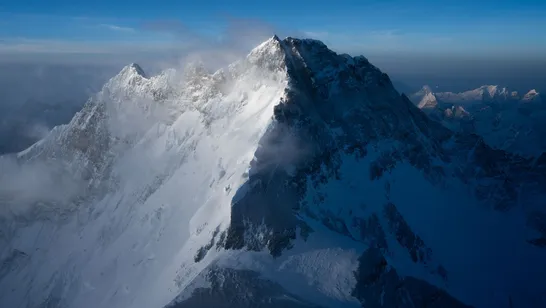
[0,37,290,308]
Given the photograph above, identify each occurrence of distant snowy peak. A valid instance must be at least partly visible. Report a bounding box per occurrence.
[481,85,508,98]
[409,83,546,156]
[408,85,431,107]
[410,84,543,107]
[417,92,438,109]
[522,89,541,103]
[432,85,510,104]
[444,105,471,119]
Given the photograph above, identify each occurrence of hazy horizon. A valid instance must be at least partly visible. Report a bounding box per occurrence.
[2,0,546,94]
[1,45,544,97]
[1,0,545,153]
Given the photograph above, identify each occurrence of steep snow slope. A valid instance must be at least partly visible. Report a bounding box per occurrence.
[1,37,546,308]
[0,38,290,308]
[410,85,546,156]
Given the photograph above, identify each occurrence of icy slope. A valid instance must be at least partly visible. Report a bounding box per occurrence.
[1,36,546,308]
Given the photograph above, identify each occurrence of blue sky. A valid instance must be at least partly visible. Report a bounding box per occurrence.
[1,0,545,58]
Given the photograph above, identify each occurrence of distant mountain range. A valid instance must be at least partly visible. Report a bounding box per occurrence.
[410,85,545,156]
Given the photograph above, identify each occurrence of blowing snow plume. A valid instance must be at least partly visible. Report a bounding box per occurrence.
[0,156,87,220]
[141,17,295,73]
[1,36,546,308]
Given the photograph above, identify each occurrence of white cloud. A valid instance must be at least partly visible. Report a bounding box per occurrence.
[366,29,400,41]
[301,31,330,39]
[98,24,136,33]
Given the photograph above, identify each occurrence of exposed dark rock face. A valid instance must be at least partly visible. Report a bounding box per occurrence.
[383,202,433,266]
[223,37,451,255]
[527,211,546,247]
[353,214,388,252]
[352,248,472,308]
[194,227,221,262]
[213,37,546,306]
[220,37,546,256]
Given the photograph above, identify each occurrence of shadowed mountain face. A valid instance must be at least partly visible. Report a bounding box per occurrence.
[1,37,546,308]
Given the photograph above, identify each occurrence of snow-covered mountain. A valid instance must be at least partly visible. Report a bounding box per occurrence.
[522,89,542,103]
[411,85,519,105]
[2,36,546,308]
[410,85,546,156]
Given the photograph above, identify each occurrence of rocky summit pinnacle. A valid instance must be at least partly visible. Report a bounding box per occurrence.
[128,62,147,77]
[1,37,546,308]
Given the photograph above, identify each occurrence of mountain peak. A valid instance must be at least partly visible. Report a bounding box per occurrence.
[411,85,437,109]
[246,35,361,85]
[248,36,338,68]
[522,89,541,103]
[475,85,507,98]
[249,35,283,53]
[122,63,147,78]
[417,92,438,109]
[108,62,148,88]
[246,35,287,68]
[479,84,498,90]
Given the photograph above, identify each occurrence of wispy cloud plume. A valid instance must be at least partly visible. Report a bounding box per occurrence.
[98,24,136,33]
[367,29,400,40]
[301,31,330,40]
[0,15,295,67]
[139,16,295,71]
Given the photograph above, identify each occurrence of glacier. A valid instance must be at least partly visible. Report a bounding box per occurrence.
[1,36,546,308]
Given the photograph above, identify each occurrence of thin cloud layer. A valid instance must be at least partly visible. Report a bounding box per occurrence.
[97,24,136,33]
[0,16,298,69]
[139,16,301,72]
